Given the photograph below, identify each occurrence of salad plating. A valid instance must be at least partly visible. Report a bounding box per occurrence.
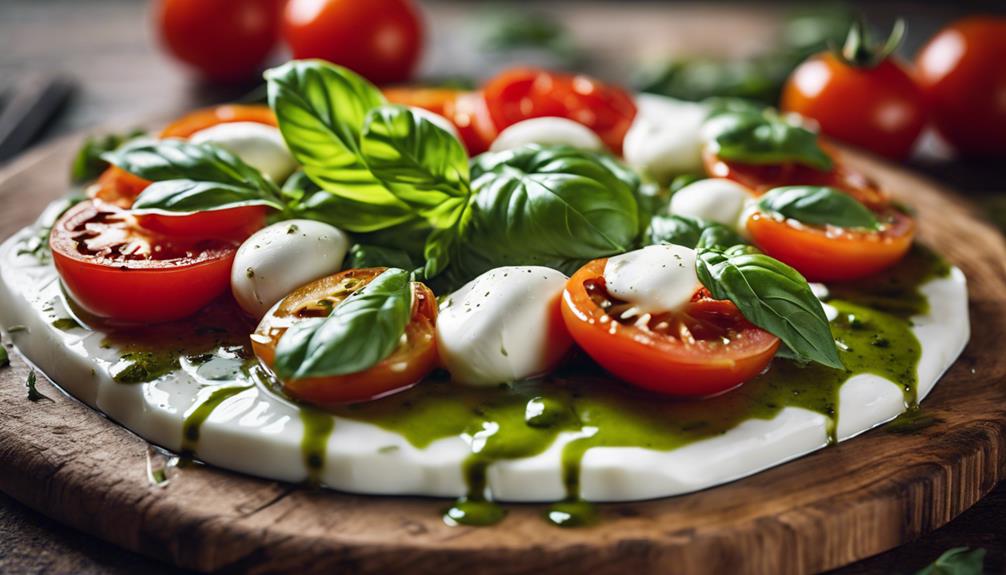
[1,61,968,527]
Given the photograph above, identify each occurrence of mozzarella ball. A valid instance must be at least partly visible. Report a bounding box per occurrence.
[623,94,708,182]
[604,244,700,315]
[669,178,753,231]
[231,220,350,318]
[190,122,297,183]
[490,117,603,152]
[437,266,573,386]
[409,106,462,142]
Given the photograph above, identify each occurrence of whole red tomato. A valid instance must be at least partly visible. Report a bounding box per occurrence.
[156,0,283,82]
[782,21,926,160]
[915,17,1006,157]
[283,0,423,85]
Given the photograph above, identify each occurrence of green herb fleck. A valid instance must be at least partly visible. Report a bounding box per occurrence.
[51,317,83,331]
[26,371,50,402]
[0,346,8,368]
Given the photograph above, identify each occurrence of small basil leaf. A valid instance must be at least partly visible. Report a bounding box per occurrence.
[758,186,880,230]
[273,268,413,379]
[915,547,985,575]
[669,173,705,194]
[104,140,282,213]
[704,105,833,170]
[71,128,145,184]
[361,105,470,227]
[287,179,417,233]
[696,223,746,250]
[696,245,843,369]
[444,145,639,287]
[266,60,409,211]
[346,244,415,270]
[645,214,746,251]
[0,345,8,368]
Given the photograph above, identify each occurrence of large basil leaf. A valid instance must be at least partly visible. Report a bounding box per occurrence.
[704,104,832,170]
[273,268,413,379]
[758,186,880,230]
[103,140,283,212]
[361,105,470,228]
[283,170,416,233]
[645,214,745,250]
[443,145,640,286]
[265,60,408,211]
[696,245,843,368]
[71,128,145,184]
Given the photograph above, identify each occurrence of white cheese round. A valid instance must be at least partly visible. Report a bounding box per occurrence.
[189,122,297,183]
[603,244,699,314]
[669,178,753,231]
[489,117,603,153]
[437,266,573,386]
[409,106,462,142]
[231,219,350,318]
[623,94,709,182]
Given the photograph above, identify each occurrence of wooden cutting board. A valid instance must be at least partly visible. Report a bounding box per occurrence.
[1,131,1005,575]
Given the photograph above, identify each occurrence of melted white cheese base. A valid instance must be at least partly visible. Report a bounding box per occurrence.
[0,220,970,502]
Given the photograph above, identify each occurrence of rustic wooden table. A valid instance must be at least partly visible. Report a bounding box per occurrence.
[1,1,1005,573]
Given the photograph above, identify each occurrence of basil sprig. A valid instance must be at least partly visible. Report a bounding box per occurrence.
[71,128,146,184]
[696,245,843,369]
[103,140,285,213]
[273,268,413,379]
[703,100,832,170]
[758,186,880,230]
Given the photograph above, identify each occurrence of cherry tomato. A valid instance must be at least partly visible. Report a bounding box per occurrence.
[915,17,1006,157]
[156,0,283,82]
[483,68,637,154]
[159,104,277,139]
[782,52,925,160]
[703,145,890,211]
[283,0,423,85]
[561,259,780,397]
[442,91,498,155]
[383,87,460,117]
[745,209,915,282]
[252,268,439,406]
[50,201,237,323]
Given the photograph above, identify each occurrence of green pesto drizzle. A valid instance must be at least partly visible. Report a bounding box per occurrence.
[180,385,252,458]
[300,409,335,485]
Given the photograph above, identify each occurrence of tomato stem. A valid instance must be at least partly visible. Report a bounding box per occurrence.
[836,18,905,68]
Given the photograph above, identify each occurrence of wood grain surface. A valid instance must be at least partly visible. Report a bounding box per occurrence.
[1,131,1005,574]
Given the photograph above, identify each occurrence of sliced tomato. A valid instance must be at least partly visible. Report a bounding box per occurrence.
[50,200,237,323]
[561,259,780,397]
[745,209,915,282]
[482,68,637,154]
[252,268,439,406]
[703,144,890,211]
[159,104,277,139]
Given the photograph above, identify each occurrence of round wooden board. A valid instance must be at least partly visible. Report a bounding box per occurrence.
[1,131,1005,575]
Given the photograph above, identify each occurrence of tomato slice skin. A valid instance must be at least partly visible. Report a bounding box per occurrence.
[252,268,439,407]
[561,259,780,397]
[159,104,278,139]
[482,68,637,154]
[745,209,915,282]
[443,91,499,155]
[50,201,237,323]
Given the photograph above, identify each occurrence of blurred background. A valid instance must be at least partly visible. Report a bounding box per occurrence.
[1,1,1006,573]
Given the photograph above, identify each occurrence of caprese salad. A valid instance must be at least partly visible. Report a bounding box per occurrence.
[0,61,969,527]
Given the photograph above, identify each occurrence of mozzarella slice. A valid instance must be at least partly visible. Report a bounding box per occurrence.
[490,117,603,152]
[190,122,297,183]
[603,244,699,314]
[623,94,709,182]
[669,178,753,231]
[409,106,462,142]
[437,267,573,386]
[231,220,350,318]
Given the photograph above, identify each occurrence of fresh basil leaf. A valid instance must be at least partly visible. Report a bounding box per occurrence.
[265,60,408,210]
[645,214,745,251]
[758,186,880,230]
[443,145,640,287]
[71,128,146,184]
[361,105,470,227]
[669,173,705,194]
[696,245,843,368]
[284,170,416,233]
[0,345,8,368]
[104,140,282,213]
[346,244,415,270]
[915,547,985,575]
[704,105,833,170]
[273,268,412,379]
